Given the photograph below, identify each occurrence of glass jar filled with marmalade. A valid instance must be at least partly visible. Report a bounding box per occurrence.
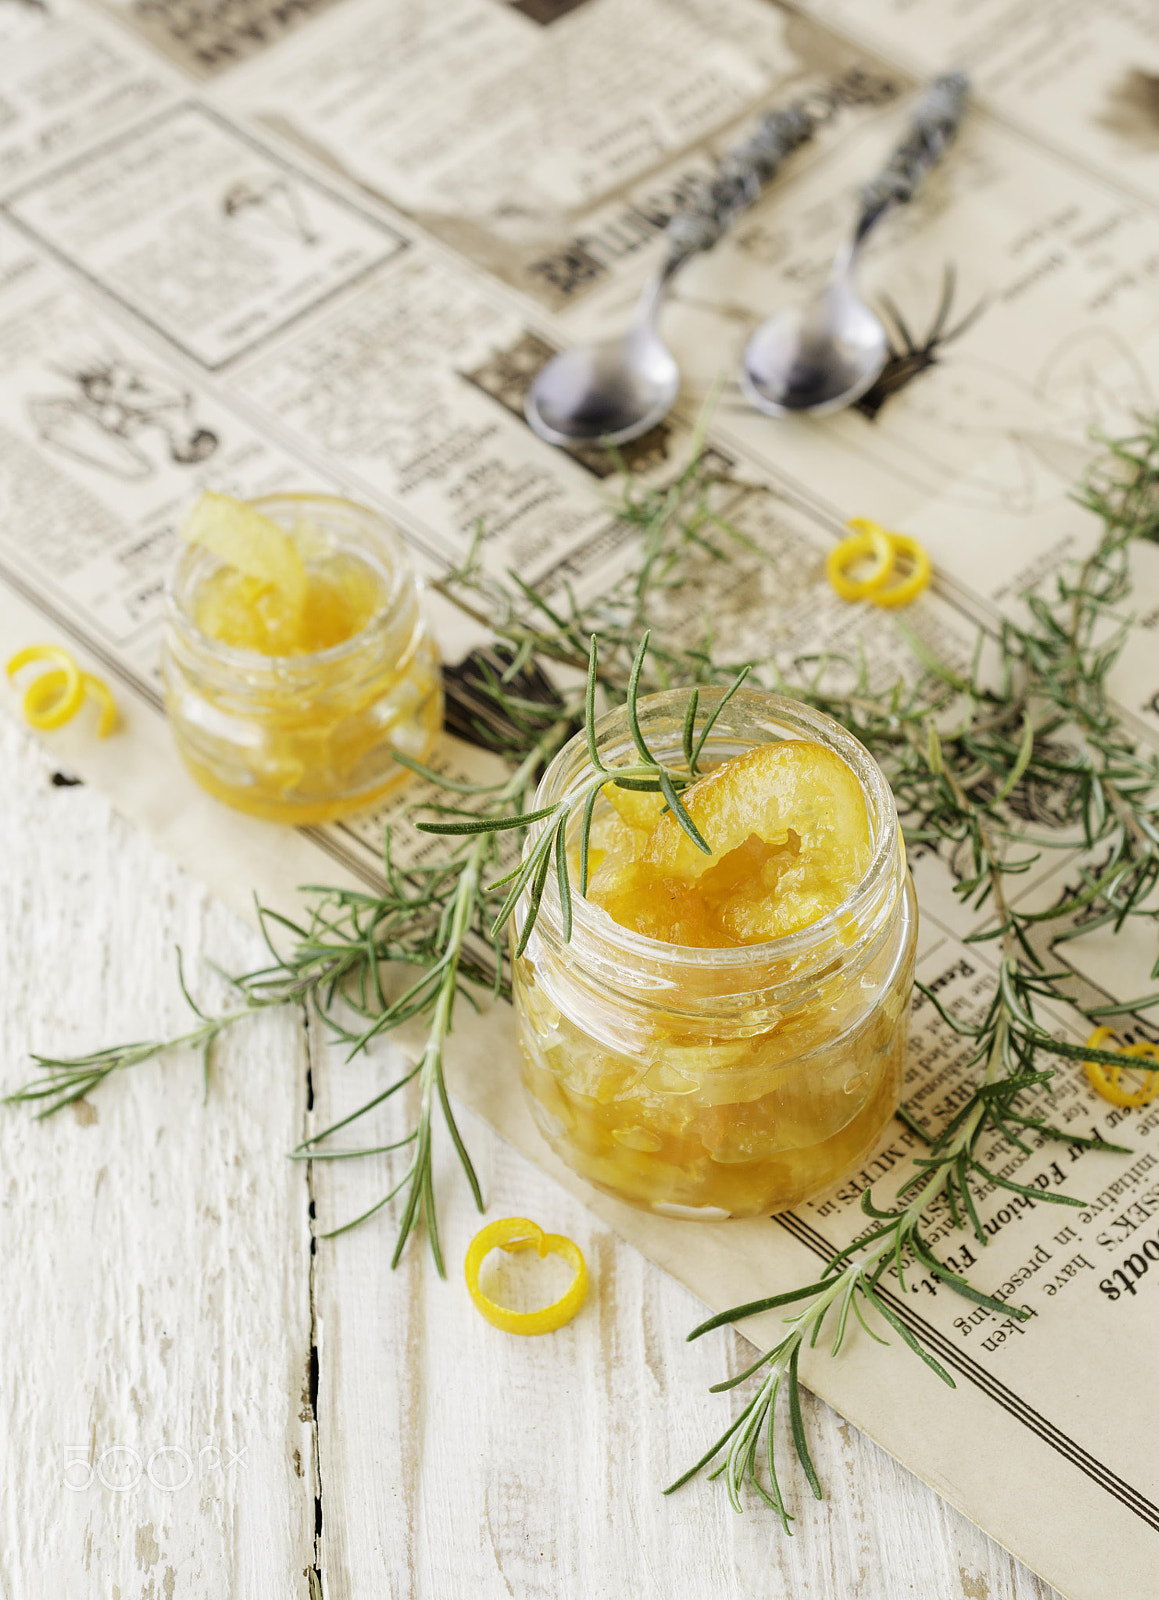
[163,493,442,825]
[513,688,917,1220]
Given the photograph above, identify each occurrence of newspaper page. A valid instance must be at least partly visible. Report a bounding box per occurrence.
[2,2,1159,1596]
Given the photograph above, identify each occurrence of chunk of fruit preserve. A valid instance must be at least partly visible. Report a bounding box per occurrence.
[588,741,872,947]
[194,549,384,656]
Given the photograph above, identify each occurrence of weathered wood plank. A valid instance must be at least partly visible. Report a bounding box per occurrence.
[0,720,315,1598]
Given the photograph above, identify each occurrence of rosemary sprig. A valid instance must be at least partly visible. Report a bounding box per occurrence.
[9,717,569,1274]
[415,633,749,954]
[665,1009,1128,1523]
[5,625,739,1273]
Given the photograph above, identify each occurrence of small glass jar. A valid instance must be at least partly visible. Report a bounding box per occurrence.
[513,688,917,1220]
[163,493,442,824]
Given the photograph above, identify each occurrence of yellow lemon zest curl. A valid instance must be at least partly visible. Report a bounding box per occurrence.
[6,645,118,737]
[464,1216,588,1335]
[827,519,932,609]
[1083,1026,1159,1109]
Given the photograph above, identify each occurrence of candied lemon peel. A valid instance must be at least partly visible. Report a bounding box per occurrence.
[585,741,872,947]
[193,555,384,656]
[464,1217,588,1334]
[184,491,307,610]
[183,491,385,657]
[1083,1027,1159,1109]
[827,518,931,609]
[7,645,118,736]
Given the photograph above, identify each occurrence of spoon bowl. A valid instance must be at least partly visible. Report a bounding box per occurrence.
[740,281,888,418]
[525,327,680,448]
[740,73,968,420]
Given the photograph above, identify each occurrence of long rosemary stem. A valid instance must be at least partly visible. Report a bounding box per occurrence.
[394,836,486,1272]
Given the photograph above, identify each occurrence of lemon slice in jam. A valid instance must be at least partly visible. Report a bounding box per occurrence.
[588,741,873,946]
[183,492,307,615]
[646,742,871,941]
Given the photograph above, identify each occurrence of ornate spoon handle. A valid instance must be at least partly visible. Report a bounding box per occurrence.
[854,71,969,242]
[664,99,823,265]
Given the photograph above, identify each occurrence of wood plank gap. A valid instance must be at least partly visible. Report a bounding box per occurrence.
[305,1004,327,1600]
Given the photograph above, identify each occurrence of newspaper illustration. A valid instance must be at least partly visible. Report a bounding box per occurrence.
[28,351,218,478]
[2,2,1159,1597]
[6,105,407,369]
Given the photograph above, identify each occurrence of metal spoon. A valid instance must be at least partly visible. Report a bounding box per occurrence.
[525,101,820,448]
[741,72,969,419]
[524,256,684,447]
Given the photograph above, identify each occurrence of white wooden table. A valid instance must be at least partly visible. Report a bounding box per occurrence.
[0,713,1062,1599]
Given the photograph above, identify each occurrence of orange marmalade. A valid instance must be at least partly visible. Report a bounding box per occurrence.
[163,493,442,824]
[513,689,916,1219]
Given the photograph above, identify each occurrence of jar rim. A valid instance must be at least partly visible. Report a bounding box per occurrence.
[524,686,902,977]
[165,492,413,673]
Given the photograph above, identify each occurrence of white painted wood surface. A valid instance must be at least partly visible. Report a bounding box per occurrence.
[1,712,1063,1600]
